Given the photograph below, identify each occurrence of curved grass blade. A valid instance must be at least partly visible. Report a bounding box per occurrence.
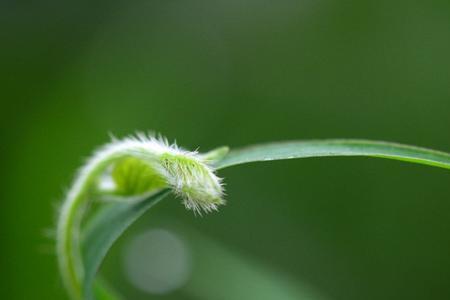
[81,190,170,300]
[78,139,449,300]
[215,139,450,170]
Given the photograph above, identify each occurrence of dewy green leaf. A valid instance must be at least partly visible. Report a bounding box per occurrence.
[215,139,450,170]
[57,136,450,300]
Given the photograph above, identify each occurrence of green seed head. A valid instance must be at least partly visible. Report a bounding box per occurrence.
[101,134,226,213]
[160,153,225,213]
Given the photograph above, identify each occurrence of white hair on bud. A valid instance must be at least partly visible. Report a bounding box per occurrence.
[73,132,225,214]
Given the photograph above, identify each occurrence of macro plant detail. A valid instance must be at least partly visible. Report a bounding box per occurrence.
[56,134,450,300]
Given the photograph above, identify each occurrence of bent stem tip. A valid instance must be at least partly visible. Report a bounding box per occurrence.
[56,134,225,299]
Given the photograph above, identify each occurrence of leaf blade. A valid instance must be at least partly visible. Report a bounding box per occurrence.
[215,139,450,170]
[81,189,170,300]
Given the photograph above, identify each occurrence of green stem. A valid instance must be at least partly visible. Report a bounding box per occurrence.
[57,156,117,299]
[57,144,159,299]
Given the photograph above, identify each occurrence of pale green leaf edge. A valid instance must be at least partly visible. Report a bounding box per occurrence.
[81,139,450,299]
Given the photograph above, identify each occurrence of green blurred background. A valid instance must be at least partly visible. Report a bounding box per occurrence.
[2,0,450,299]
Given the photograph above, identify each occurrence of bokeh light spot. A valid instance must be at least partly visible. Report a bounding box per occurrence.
[123,228,191,295]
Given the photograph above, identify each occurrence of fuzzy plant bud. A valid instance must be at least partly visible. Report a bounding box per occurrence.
[57,134,227,299]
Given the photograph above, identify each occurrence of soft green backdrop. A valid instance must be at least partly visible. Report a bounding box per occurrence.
[1,0,450,299]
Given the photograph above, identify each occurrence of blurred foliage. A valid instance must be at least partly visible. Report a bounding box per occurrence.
[1,0,450,299]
